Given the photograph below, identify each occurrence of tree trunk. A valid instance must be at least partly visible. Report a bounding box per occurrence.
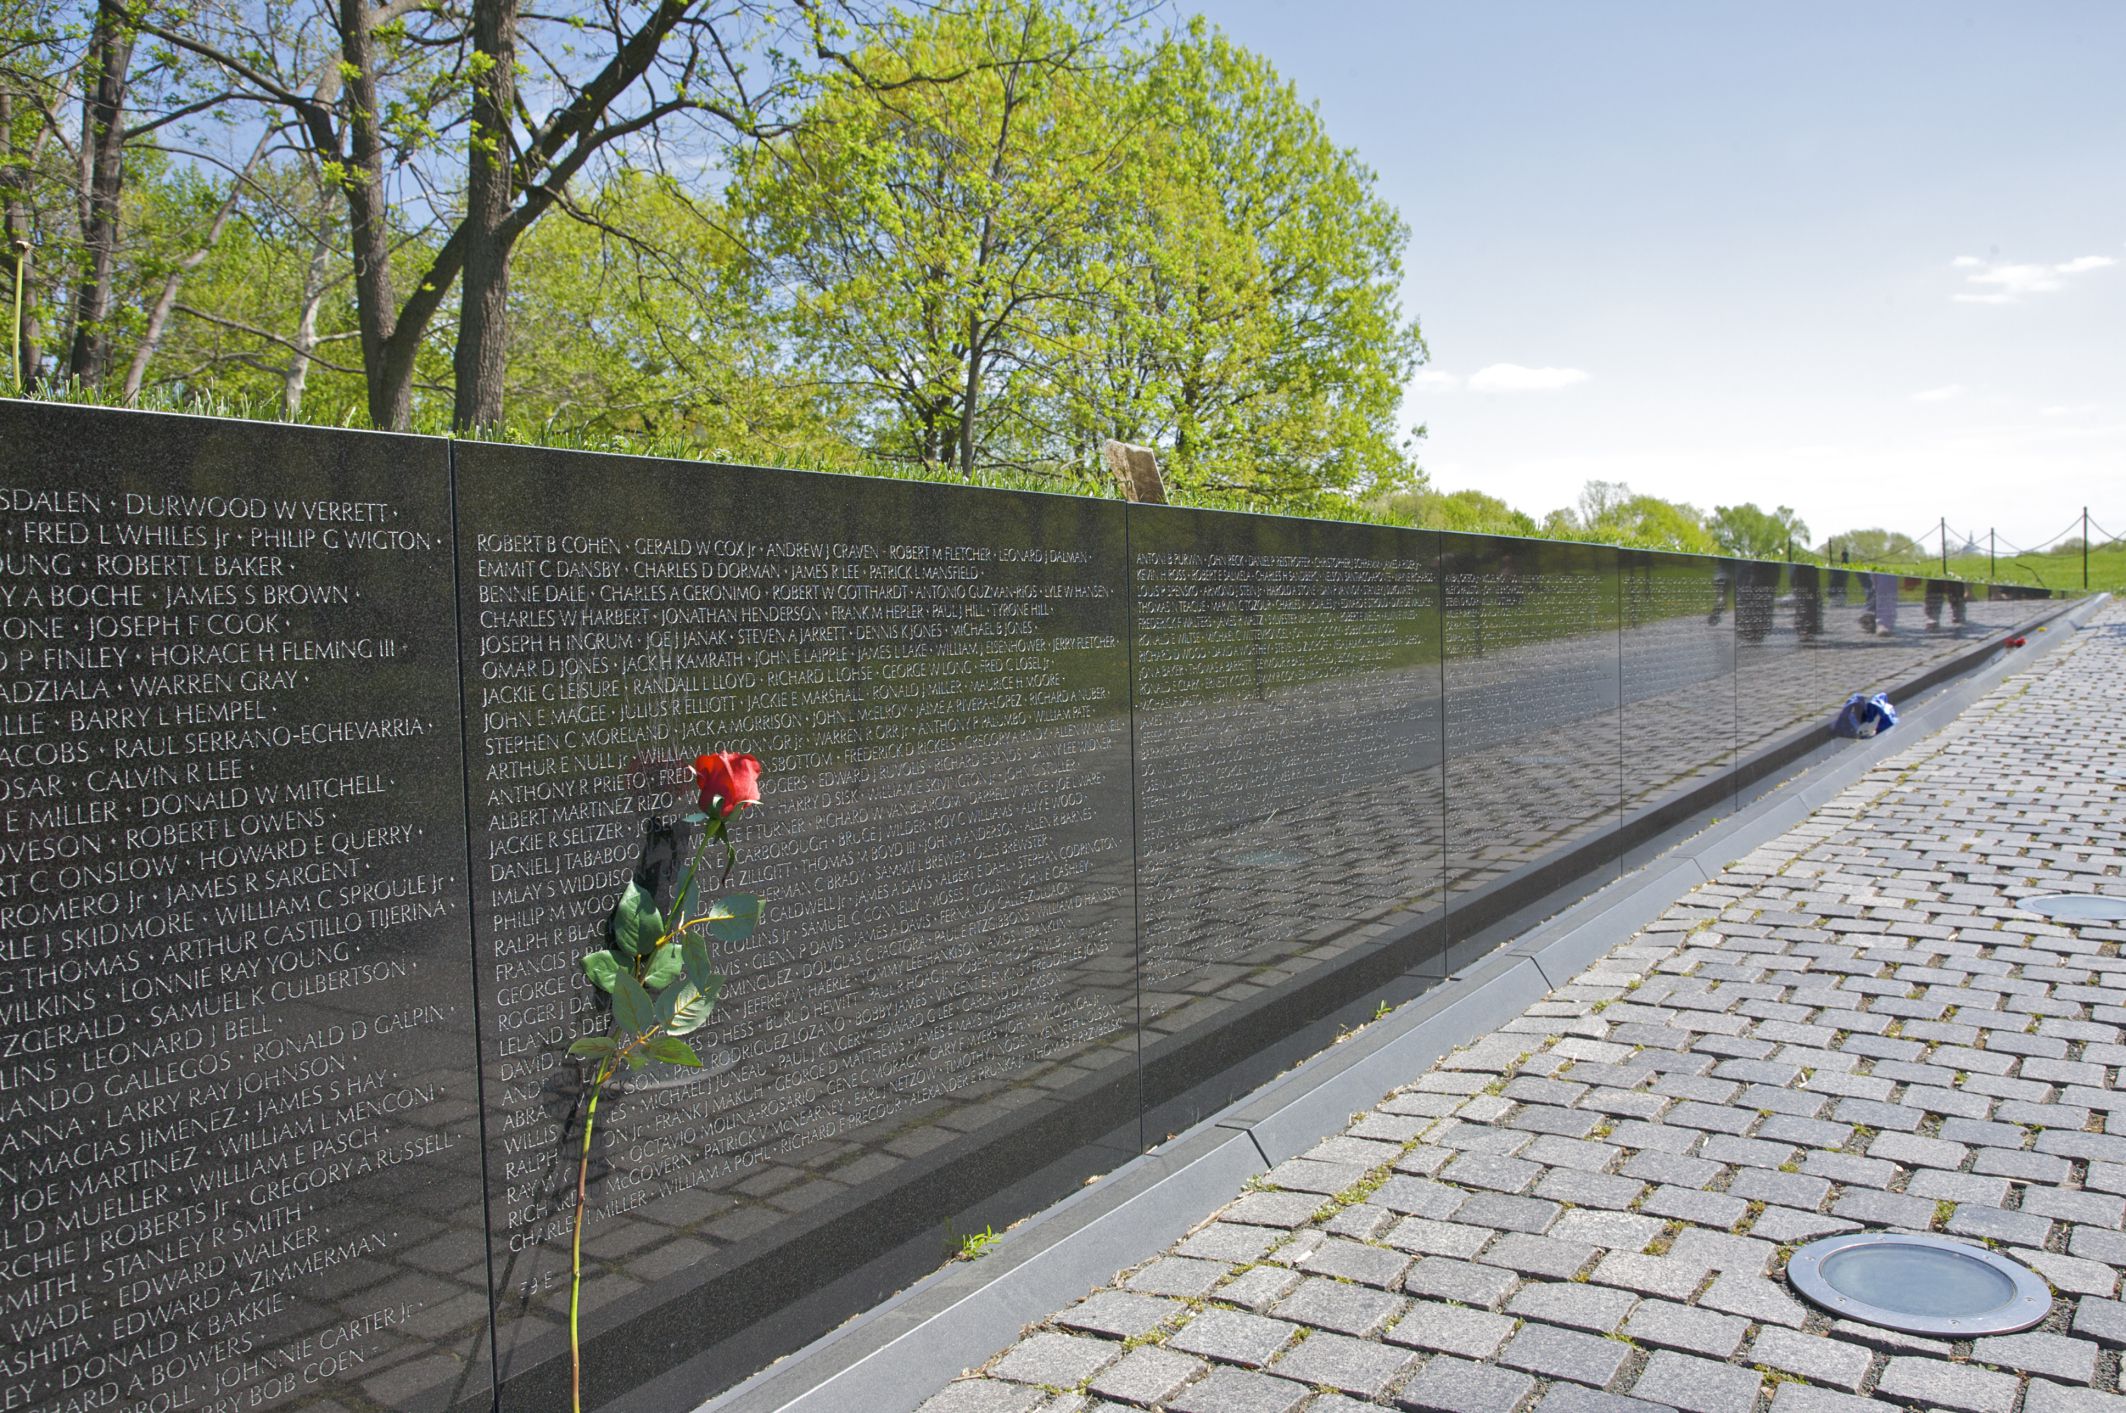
[2,91,37,389]
[67,0,137,385]
[452,0,519,430]
[957,319,981,479]
[122,138,264,401]
[282,232,333,417]
[3,236,30,392]
[336,0,412,429]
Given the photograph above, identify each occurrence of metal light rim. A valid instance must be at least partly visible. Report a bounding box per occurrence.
[1785,1232,2052,1336]
[2019,892,2126,923]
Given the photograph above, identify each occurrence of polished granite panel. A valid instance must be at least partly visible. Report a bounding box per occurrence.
[1731,568,2037,760]
[0,399,2079,1413]
[1620,550,1735,821]
[452,445,1137,1409]
[1904,575,2044,663]
[1440,534,1622,910]
[1734,562,1856,760]
[0,402,488,1413]
[1129,506,1444,1109]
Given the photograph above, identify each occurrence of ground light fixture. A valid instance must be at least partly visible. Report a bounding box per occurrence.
[2020,893,2126,923]
[1784,1233,2052,1336]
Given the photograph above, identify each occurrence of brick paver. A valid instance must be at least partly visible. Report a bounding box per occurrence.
[923,607,2125,1411]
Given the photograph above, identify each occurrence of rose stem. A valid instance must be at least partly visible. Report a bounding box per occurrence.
[571,1056,613,1413]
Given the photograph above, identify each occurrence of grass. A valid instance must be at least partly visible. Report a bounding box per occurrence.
[945,1222,1002,1262]
[1868,542,2126,595]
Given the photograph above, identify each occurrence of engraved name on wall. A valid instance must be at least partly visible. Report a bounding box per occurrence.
[0,413,482,1413]
[454,455,1135,1360]
[1130,520,1443,1035]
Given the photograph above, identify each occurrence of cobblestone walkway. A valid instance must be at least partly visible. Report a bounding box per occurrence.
[921,606,2126,1413]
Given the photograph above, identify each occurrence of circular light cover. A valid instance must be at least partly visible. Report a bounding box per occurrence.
[2021,893,2126,923]
[1786,1233,2051,1336]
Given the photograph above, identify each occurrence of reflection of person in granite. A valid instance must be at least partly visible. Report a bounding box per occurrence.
[1857,571,1899,636]
[1734,560,1777,643]
[1494,549,1525,607]
[1790,561,1823,641]
[1924,579,1969,631]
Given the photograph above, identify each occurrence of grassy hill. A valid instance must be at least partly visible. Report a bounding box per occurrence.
[1863,543,2126,596]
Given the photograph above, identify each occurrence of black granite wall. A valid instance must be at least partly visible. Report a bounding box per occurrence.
[0,400,2072,1412]
[0,404,489,1413]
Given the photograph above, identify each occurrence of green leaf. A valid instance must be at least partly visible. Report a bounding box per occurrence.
[568,1036,617,1058]
[703,893,764,944]
[681,935,716,992]
[611,972,655,1036]
[641,941,685,992]
[664,976,723,1036]
[625,1050,648,1071]
[581,951,623,994]
[644,1036,702,1067]
[610,881,665,957]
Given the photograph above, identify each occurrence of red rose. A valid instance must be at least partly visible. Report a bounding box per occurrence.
[694,752,763,817]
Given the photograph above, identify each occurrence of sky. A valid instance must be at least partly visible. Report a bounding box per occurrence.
[1190,0,2125,552]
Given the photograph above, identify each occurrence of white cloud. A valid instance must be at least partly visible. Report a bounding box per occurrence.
[1912,384,1966,403]
[2040,403,2097,417]
[1410,369,1461,389]
[1467,363,1589,392]
[1951,253,2116,303]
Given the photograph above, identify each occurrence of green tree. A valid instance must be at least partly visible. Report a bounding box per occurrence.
[1546,481,1714,552]
[500,170,850,463]
[1040,18,1424,497]
[1575,479,1630,527]
[135,155,419,420]
[1367,486,1535,537]
[146,0,969,431]
[1602,494,1714,552]
[1824,527,1922,562]
[732,6,1422,495]
[732,0,1129,477]
[1709,502,1808,558]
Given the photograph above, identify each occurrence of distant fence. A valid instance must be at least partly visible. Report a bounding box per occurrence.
[0,399,2072,1413]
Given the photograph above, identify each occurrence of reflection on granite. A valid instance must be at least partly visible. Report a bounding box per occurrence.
[0,398,2073,1413]
[1130,510,1444,1086]
[1622,550,1736,812]
[0,402,489,1413]
[451,445,1137,1408]
[1736,568,2039,757]
[1441,534,1622,898]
